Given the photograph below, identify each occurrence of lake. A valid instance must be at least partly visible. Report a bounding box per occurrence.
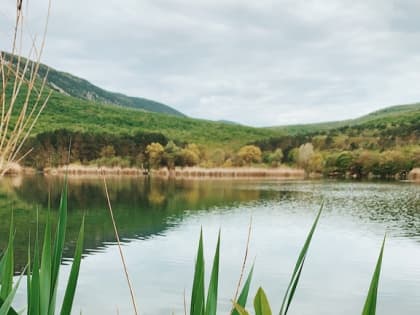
[0,175,419,314]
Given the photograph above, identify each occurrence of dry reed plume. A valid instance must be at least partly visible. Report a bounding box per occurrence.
[0,0,51,175]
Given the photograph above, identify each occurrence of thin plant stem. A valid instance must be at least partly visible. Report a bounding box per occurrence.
[102,174,139,315]
[231,216,253,309]
[183,288,187,315]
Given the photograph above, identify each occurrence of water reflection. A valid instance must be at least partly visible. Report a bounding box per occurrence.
[0,176,419,314]
[0,176,283,267]
[0,176,418,271]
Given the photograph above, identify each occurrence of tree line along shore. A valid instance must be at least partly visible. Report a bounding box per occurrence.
[11,127,419,180]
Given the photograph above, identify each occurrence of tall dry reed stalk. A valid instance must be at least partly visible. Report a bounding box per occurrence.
[0,0,51,175]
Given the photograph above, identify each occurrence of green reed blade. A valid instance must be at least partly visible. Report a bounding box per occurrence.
[0,266,26,315]
[0,297,18,315]
[60,216,85,315]
[361,236,386,315]
[233,302,250,315]
[29,232,41,315]
[27,240,31,312]
[279,203,323,315]
[49,182,68,315]
[0,252,3,282]
[39,214,52,315]
[254,287,272,315]
[231,264,254,315]
[190,229,205,315]
[205,231,220,315]
[0,214,14,300]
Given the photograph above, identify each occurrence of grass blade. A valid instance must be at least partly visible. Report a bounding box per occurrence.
[0,251,4,281]
[279,203,323,315]
[254,287,272,315]
[0,214,14,300]
[27,239,31,312]
[0,297,17,315]
[233,303,250,315]
[0,267,26,315]
[60,216,85,315]
[361,236,386,315]
[190,229,205,315]
[29,231,41,315]
[205,231,220,315]
[231,264,254,315]
[39,214,52,315]
[49,181,68,315]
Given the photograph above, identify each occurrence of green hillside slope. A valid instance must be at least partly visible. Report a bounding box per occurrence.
[3,52,419,150]
[267,103,420,134]
[15,78,418,149]
[33,90,277,148]
[3,51,185,117]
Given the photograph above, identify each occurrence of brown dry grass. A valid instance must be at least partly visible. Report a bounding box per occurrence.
[43,164,305,179]
[408,168,420,181]
[44,164,145,176]
[154,166,305,179]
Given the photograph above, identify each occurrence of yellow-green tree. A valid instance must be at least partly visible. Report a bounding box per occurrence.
[100,145,116,158]
[164,140,181,169]
[268,148,284,167]
[146,142,164,169]
[210,149,226,166]
[180,148,199,166]
[237,145,262,166]
[297,143,314,170]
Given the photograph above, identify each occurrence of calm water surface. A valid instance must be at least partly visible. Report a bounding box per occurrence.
[0,175,419,314]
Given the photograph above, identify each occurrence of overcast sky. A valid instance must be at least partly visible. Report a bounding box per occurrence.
[1,0,420,126]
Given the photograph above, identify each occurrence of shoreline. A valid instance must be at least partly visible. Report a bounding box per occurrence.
[5,165,419,182]
[41,165,306,179]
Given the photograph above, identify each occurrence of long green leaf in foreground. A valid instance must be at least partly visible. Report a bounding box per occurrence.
[0,214,14,301]
[231,264,254,315]
[0,297,18,315]
[60,216,85,315]
[279,203,323,315]
[0,267,26,315]
[50,182,68,315]
[28,234,41,315]
[361,236,386,315]
[190,229,205,315]
[233,303,250,315]
[39,214,52,315]
[254,287,272,315]
[205,231,220,315]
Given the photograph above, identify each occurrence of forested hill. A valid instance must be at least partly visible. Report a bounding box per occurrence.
[267,103,420,134]
[32,90,276,148]
[3,51,185,117]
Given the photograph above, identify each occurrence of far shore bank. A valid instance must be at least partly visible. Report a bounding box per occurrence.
[408,168,420,181]
[3,164,419,182]
[40,165,306,179]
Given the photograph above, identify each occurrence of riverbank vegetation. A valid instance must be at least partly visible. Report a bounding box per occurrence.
[20,123,419,180]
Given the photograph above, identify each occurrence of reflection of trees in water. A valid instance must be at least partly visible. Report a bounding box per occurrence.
[1,176,277,268]
[2,177,418,270]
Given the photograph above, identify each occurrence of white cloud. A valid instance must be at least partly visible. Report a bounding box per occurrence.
[1,0,420,126]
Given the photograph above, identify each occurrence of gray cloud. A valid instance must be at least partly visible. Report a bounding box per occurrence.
[1,0,420,126]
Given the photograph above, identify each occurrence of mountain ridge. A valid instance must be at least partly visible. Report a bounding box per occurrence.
[3,52,419,148]
[2,51,185,117]
[266,102,420,134]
